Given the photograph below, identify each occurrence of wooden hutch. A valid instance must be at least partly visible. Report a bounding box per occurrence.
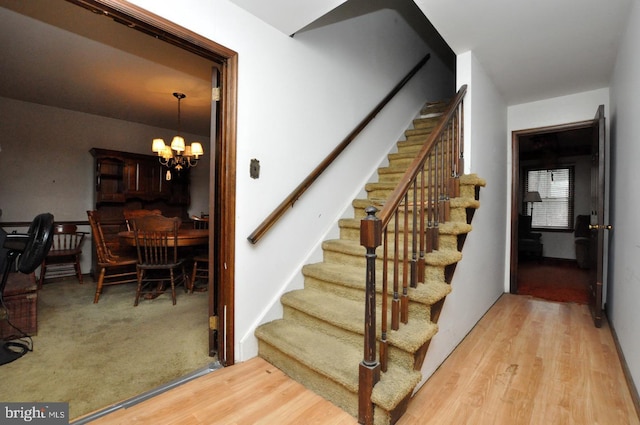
[89,148,191,275]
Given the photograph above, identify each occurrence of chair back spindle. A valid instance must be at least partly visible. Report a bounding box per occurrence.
[131,215,185,306]
[39,224,86,288]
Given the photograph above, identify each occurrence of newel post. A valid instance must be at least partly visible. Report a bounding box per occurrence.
[359,206,382,425]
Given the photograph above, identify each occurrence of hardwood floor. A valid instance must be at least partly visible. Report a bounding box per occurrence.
[84,294,639,425]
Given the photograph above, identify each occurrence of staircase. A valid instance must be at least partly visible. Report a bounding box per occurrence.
[255,100,485,425]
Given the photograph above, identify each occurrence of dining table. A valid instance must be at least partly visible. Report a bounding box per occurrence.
[118,227,209,297]
[117,228,209,247]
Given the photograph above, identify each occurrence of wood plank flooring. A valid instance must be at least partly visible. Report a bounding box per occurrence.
[85,294,639,425]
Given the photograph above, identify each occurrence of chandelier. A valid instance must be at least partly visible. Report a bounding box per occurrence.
[152,92,204,180]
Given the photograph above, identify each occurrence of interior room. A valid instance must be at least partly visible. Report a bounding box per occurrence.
[0,0,217,418]
[516,126,593,304]
[3,0,640,423]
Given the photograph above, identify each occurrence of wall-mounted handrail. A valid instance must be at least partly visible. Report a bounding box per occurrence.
[247,54,431,244]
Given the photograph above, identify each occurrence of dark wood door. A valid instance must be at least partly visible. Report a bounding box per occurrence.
[588,104,608,327]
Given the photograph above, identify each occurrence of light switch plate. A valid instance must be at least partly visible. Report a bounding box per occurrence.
[250,159,260,179]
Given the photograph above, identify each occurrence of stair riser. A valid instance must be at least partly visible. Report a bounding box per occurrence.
[282,306,419,371]
[352,201,471,222]
[365,187,456,204]
[396,135,454,152]
[411,118,440,130]
[322,249,456,279]
[344,207,470,232]
[384,157,454,174]
[378,169,456,184]
[259,339,395,425]
[339,226,459,251]
[302,276,433,321]
[257,340,360,418]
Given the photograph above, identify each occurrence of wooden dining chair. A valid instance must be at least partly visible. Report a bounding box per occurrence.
[87,210,138,303]
[38,224,86,288]
[191,215,209,230]
[131,215,188,306]
[123,209,162,231]
[189,215,209,292]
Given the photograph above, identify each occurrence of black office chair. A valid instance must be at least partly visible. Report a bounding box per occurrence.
[1,213,55,365]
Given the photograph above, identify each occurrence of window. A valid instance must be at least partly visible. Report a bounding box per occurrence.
[524,167,574,230]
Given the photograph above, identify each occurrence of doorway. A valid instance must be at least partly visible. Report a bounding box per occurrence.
[65,0,238,364]
[510,121,594,304]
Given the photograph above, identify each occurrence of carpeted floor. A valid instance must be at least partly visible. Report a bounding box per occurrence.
[517,258,590,304]
[0,275,214,421]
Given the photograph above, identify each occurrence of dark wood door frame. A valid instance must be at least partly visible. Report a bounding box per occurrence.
[68,0,238,365]
[510,120,594,293]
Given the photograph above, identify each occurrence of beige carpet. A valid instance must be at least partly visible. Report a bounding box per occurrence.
[0,275,215,421]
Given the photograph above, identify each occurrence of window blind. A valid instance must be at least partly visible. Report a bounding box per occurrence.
[525,167,574,230]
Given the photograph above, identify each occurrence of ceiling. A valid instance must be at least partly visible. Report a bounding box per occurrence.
[407,0,634,105]
[0,0,214,137]
[0,0,634,139]
[234,0,634,106]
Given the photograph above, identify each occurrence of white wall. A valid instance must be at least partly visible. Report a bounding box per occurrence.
[609,0,640,397]
[128,0,455,361]
[0,97,210,275]
[418,51,508,385]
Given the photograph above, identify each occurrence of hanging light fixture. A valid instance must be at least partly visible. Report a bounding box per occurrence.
[152,92,204,180]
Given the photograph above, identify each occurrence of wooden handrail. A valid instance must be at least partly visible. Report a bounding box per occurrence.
[377,85,467,227]
[247,54,431,244]
[358,85,467,424]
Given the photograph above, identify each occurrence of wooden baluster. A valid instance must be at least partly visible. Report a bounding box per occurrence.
[359,207,381,425]
[427,152,435,253]
[401,193,409,324]
[433,143,440,251]
[443,128,451,223]
[393,212,400,330]
[380,226,388,373]
[459,100,465,174]
[418,166,426,284]
[451,108,461,198]
[411,181,418,288]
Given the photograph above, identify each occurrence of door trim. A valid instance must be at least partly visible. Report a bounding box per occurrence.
[510,120,594,293]
[68,0,238,365]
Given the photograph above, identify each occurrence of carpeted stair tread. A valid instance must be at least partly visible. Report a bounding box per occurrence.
[366,179,482,195]
[421,101,448,115]
[255,320,423,414]
[450,197,481,209]
[255,319,361,392]
[460,173,486,186]
[439,221,473,235]
[281,289,439,352]
[352,197,480,220]
[339,217,472,235]
[303,262,452,306]
[371,364,422,412]
[323,238,462,266]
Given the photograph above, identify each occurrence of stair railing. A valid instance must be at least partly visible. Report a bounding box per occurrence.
[358,85,467,425]
[247,54,431,244]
